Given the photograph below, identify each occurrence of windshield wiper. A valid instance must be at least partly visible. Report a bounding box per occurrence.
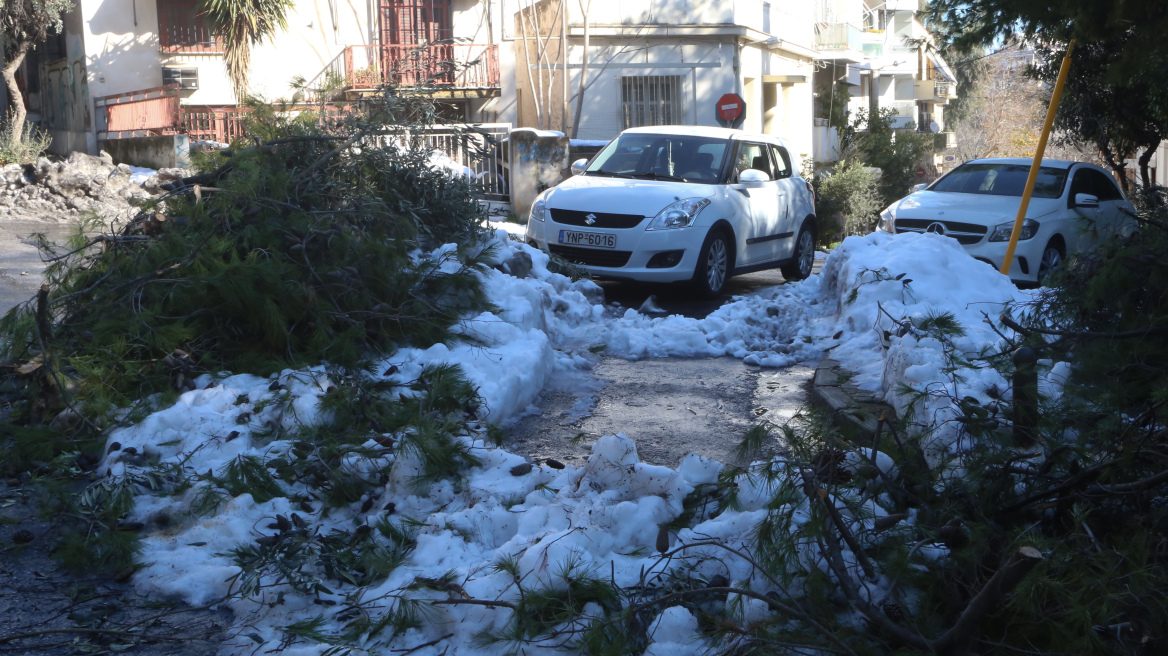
[627,172,688,182]
[592,168,636,178]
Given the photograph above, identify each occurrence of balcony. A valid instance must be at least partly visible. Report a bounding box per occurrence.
[310,44,500,99]
[815,24,864,62]
[913,79,957,103]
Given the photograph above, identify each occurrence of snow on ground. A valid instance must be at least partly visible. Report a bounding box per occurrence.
[100,229,1045,654]
[128,166,157,184]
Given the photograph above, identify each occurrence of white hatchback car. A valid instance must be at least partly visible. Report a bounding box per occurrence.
[525,126,818,297]
[877,158,1137,284]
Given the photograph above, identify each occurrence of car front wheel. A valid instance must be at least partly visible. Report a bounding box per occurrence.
[1037,238,1065,284]
[780,224,816,281]
[692,229,731,298]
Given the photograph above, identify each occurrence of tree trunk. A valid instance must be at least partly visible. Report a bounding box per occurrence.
[1097,136,1130,194]
[1137,137,1160,190]
[560,0,568,134]
[2,42,32,149]
[518,6,542,131]
[570,0,591,139]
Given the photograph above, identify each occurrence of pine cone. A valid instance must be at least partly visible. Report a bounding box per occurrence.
[510,463,533,476]
[12,529,34,544]
[881,599,906,621]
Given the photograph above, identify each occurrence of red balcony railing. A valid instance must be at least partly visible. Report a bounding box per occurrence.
[95,84,182,139]
[310,43,500,94]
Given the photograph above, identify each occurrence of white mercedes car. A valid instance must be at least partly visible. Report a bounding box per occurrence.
[877,158,1137,284]
[524,126,818,297]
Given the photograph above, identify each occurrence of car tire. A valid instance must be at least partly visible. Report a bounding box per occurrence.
[692,229,732,299]
[1037,237,1065,284]
[780,222,816,281]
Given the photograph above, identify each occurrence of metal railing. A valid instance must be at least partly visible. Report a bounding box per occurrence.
[307,43,500,95]
[366,123,512,198]
[815,23,863,52]
[95,84,181,140]
[934,81,954,98]
[178,106,251,146]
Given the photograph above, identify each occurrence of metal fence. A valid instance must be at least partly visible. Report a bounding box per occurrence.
[368,123,512,199]
[95,84,181,140]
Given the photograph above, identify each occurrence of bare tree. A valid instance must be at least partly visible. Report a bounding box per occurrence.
[570,0,591,138]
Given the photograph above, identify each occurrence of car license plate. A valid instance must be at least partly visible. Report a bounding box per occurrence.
[558,230,616,249]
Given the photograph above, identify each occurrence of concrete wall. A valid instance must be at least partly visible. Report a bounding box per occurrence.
[82,0,164,101]
[509,128,568,219]
[43,7,95,156]
[103,133,191,168]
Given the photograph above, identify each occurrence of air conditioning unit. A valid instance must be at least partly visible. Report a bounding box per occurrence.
[163,67,199,91]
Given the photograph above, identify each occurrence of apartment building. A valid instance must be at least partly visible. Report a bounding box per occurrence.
[11,0,507,158]
[3,0,953,171]
[811,0,957,164]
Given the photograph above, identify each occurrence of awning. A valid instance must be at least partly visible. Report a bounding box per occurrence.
[926,50,957,82]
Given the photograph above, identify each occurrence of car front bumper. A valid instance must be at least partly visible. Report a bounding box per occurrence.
[526,217,703,283]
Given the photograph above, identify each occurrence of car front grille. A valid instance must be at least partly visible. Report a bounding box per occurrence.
[548,244,632,268]
[895,219,987,245]
[549,209,645,229]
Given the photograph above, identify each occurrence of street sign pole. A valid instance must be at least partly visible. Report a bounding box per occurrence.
[1000,40,1075,277]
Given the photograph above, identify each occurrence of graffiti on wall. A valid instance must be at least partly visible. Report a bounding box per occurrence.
[40,33,91,132]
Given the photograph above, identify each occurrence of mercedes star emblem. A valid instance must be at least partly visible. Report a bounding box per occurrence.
[926,222,947,235]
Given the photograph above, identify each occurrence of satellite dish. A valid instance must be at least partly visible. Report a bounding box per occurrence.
[929,121,941,133]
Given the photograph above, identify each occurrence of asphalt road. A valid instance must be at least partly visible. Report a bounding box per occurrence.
[0,220,75,316]
[505,263,823,468]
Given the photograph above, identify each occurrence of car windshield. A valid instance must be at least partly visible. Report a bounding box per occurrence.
[930,163,1069,199]
[586,133,730,184]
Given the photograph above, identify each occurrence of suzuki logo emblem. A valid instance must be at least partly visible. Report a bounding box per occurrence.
[584,214,597,225]
[926,222,947,235]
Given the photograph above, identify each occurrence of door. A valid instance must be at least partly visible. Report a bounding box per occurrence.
[379,0,452,85]
[768,143,802,259]
[1082,168,1128,238]
[1066,167,1103,252]
[730,142,785,263]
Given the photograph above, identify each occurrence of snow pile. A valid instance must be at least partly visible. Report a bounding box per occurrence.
[94,230,1046,653]
[0,151,156,222]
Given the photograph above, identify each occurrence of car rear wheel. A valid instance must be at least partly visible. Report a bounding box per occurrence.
[692,229,731,298]
[780,224,816,281]
[1037,238,1065,284]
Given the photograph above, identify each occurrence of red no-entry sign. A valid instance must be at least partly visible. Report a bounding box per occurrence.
[716,93,745,122]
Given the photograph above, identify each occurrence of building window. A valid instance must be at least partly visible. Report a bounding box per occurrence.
[379,0,452,45]
[621,76,685,129]
[158,0,221,52]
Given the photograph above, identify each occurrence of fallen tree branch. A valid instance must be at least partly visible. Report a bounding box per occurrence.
[930,546,1044,653]
[1000,314,1166,339]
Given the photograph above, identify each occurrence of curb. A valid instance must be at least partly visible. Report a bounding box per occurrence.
[810,357,897,436]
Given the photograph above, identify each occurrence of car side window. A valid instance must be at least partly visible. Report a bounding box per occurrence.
[1069,169,1095,205]
[736,142,773,181]
[1087,170,1122,201]
[769,145,793,179]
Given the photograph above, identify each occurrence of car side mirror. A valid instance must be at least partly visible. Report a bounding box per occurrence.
[739,168,770,185]
[911,183,927,192]
[1074,193,1099,208]
[571,158,588,176]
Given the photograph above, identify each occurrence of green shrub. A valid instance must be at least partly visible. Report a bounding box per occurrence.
[0,117,51,165]
[813,159,883,241]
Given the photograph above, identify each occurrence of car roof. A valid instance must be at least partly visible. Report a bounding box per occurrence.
[621,125,789,148]
[963,157,1079,170]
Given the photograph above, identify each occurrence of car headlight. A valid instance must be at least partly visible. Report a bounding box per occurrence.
[878,209,895,233]
[988,219,1040,242]
[646,198,710,231]
[530,197,548,222]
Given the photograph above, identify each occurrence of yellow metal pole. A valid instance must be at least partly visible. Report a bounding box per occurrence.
[1000,39,1076,276]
